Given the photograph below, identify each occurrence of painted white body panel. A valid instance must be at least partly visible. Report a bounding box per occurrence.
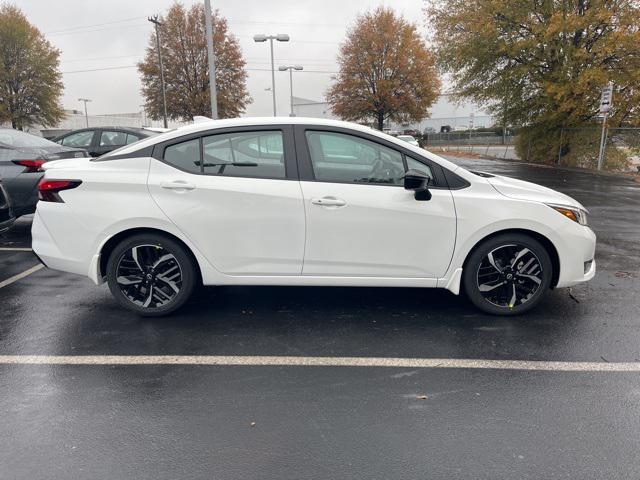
[32,117,596,297]
[147,160,305,275]
[299,181,456,277]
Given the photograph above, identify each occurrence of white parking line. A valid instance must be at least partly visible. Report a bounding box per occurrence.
[0,355,639,372]
[0,264,44,289]
[0,247,32,252]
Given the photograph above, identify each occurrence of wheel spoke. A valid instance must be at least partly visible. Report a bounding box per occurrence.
[153,253,174,269]
[518,273,542,285]
[508,283,517,308]
[143,286,154,307]
[479,281,506,292]
[131,246,144,272]
[117,276,142,286]
[510,248,530,268]
[487,252,503,273]
[156,275,180,293]
[518,257,536,273]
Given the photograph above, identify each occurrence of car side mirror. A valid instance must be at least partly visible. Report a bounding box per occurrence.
[403,169,432,201]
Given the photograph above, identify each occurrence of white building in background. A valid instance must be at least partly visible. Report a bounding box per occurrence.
[292,94,496,132]
[8,110,185,138]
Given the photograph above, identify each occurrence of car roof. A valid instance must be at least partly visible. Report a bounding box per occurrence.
[102,116,461,172]
[58,126,149,136]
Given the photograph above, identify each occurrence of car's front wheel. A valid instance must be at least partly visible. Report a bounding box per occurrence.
[463,233,553,315]
[106,233,196,316]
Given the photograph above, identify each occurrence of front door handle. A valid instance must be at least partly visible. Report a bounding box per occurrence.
[311,196,346,207]
[160,180,196,191]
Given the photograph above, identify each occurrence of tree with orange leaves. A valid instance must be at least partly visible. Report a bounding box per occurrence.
[327,7,440,131]
[138,2,250,121]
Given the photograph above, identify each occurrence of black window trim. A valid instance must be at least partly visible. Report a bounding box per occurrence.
[293,124,463,189]
[151,124,298,181]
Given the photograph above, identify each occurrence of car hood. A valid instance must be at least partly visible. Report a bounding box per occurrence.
[486,174,586,210]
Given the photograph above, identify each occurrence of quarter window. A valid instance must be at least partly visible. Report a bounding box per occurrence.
[202,131,285,178]
[61,131,93,148]
[305,131,405,185]
[125,133,140,145]
[163,138,201,174]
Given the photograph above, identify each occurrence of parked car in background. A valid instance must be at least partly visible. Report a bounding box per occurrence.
[423,127,436,135]
[397,134,420,147]
[0,128,89,218]
[53,127,160,157]
[402,129,419,137]
[33,117,595,317]
[0,176,15,233]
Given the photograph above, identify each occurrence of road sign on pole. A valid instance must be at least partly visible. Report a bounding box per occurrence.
[597,82,614,170]
[599,81,614,114]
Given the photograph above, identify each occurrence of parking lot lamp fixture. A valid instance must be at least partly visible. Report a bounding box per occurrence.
[78,98,91,127]
[278,65,303,116]
[253,34,290,116]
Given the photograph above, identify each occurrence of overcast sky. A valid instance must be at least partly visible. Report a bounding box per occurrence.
[17,0,427,118]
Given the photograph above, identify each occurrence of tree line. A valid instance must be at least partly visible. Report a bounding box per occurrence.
[2,1,639,168]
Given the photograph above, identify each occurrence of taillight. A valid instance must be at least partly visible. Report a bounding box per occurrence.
[38,179,82,202]
[12,159,46,173]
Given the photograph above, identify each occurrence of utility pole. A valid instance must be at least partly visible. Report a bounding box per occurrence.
[204,0,218,119]
[254,33,290,116]
[78,98,91,127]
[148,15,168,128]
[278,65,303,116]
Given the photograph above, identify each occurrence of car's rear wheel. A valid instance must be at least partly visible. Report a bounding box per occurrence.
[106,233,196,316]
[463,233,553,315]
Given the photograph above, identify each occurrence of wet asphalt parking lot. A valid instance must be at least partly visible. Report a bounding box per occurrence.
[1,156,639,479]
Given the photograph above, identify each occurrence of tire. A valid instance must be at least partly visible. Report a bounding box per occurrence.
[106,233,196,316]
[463,233,553,315]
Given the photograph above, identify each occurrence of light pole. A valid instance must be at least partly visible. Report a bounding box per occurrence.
[78,98,91,127]
[204,0,218,119]
[253,33,290,116]
[278,65,303,116]
[148,15,168,128]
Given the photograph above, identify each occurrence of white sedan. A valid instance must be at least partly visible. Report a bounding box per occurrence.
[32,117,595,316]
[397,134,420,147]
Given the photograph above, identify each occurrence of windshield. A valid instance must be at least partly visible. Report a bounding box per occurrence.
[0,129,58,148]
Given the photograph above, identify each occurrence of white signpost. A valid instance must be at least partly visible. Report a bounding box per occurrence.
[597,81,614,170]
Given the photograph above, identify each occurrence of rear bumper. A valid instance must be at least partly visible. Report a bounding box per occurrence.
[31,208,89,277]
[5,174,41,217]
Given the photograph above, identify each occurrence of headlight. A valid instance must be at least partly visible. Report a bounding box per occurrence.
[547,204,588,226]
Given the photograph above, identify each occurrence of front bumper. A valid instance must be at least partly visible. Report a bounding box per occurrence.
[555,225,596,288]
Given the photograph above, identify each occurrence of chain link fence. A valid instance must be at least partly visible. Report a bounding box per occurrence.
[422,131,519,160]
[558,127,640,172]
[422,126,640,172]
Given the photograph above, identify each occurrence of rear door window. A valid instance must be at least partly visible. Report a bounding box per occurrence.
[100,131,127,147]
[61,131,94,148]
[201,131,285,179]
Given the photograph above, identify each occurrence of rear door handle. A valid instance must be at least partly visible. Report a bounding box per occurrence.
[311,197,346,207]
[160,180,196,191]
